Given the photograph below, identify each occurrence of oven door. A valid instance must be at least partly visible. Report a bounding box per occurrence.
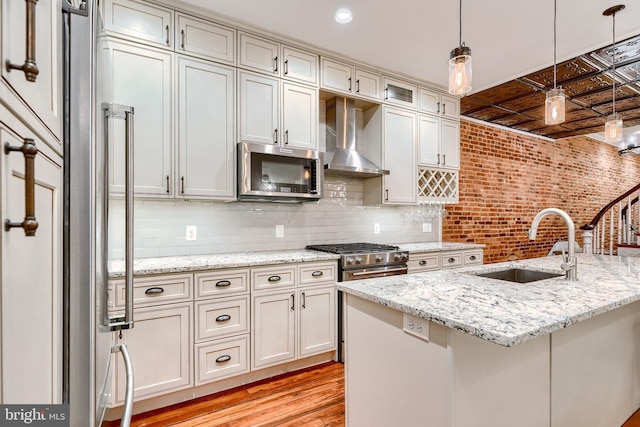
[343,265,408,281]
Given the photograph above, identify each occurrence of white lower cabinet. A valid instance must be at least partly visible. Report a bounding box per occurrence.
[195,335,249,386]
[409,249,483,274]
[111,302,192,405]
[252,261,337,370]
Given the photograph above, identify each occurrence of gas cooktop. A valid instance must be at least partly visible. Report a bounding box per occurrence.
[306,243,400,254]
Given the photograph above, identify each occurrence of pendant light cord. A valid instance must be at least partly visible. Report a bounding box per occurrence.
[459,0,462,47]
[553,0,557,90]
[612,11,616,114]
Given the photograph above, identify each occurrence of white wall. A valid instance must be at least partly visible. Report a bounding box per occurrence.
[108,176,443,259]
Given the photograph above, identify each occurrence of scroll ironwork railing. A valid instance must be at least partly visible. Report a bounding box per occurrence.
[580,183,640,254]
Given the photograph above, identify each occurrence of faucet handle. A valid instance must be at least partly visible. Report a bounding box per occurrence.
[561,248,568,263]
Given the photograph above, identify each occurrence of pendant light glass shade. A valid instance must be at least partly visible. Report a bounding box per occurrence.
[605,112,623,144]
[545,87,565,125]
[448,0,472,95]
[449,45,472,95]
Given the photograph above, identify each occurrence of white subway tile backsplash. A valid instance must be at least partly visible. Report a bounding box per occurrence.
[108,176,440,259]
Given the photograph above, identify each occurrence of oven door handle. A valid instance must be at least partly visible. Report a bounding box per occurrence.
[349,266,408,277]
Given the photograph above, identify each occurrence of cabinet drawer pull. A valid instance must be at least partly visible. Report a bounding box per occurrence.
[5,0,39,82]
[469,255,477,261]
[348,77,352,91]
[291,293,295,311]
[268,275,281,282]
[311,270,323,277]
[165,24,170,46]
[180,176,185,194]
[215,280,231,287]
[274,128,278,144]
[301,292,306,309]
[4,139,38,236]
[180,29,185,49]
[144,287,165,295]
[216,355,231,363]
[356,79,360,93]
[436,102,440,114]
[273,56,278,73]
[215,314,231,322]
[448,257,455,263]
[437,153,441,165]
[284,59,289,75]
[419,260,427,266]
[166,175,170,193]
[442,103,446,115]
[285,129,289,145]
[442,154,446,166]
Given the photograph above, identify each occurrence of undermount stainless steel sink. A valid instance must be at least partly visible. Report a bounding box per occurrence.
[474,268,564,283]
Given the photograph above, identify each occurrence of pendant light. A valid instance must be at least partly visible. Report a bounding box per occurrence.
[545,0,565,125]
[603,4,625,145]
[448,0,472,95]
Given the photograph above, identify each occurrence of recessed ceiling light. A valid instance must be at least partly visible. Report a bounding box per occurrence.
[335,8,353,24]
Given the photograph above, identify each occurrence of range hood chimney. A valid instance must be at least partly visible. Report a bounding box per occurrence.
[324,96,389,178]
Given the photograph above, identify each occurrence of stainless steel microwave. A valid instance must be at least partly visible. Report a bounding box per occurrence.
[237,141,323,202]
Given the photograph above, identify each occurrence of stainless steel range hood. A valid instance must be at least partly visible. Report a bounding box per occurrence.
[324,96,389,178]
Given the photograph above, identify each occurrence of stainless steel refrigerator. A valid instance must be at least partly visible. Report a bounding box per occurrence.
[63,1,134,425]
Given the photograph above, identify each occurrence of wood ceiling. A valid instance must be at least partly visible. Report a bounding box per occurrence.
[460,33,640,140]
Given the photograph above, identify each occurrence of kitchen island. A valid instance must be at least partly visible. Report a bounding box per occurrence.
[338,254,640,427]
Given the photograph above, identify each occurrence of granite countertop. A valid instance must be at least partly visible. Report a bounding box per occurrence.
[337,254,640,347]
[108,250,340,278]
[108,241,480,277]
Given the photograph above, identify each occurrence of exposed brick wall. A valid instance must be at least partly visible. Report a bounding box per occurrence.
[442,119,640,264]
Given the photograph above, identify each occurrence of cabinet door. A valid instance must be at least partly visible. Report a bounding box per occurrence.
[299,287,336,357]
[320,58,352,93]
[418,114,440,167]
[418,87,440,115]
[441,94,460,119]
[354,68,381,100]
[178,56,235,199]
[106,41,173,196]
[239,71,279,145]
[282,46,318,85]
[238,32,279,75]
[1,0,62,146]
[1,127,62,404]
[102,0,173,49]
[440,119,460,169]
[282,82,317,150]
[382,107,416,204]
[112,303,192,404]
[176,14,235,64]
[252,292,296,369]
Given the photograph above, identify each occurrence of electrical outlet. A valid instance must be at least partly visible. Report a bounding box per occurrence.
[422,223,432,233]
[276,224,285,238]
[373,223,380,234]
[403,313,429,341]
[186,225,197,241]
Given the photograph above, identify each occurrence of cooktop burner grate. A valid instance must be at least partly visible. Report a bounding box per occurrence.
[306,243,400,254]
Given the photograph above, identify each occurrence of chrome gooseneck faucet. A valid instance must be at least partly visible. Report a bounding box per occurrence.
[528,208,577,280]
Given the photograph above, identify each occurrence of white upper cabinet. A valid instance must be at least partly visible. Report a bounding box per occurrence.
[419,114,460,169]
[239,71,279,145]
[175,13,235,64]
[321,57,381,101]
[177,56,235,199]
[104,40,173,197]
[239,71,318,149]
[282,46,318,85]
[418,87,460,119]
[1,0,62,150]
[101,0,174,49]
[282,82,317,150]
[382,106,417,204]
[239,32,318,85]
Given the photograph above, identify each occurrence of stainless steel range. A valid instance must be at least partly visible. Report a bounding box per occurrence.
[306,243,409,361]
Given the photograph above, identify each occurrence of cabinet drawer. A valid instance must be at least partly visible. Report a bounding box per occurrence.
[196,269,249,299]
[251,265,296,292]
[195,335,249,386]
[195,296,249,342]
[464,250,483,266]
[102,0,174,49]
[298,262,337,287]
[407,254,440,273]
[110,274,193,309]
[441,252,463,269]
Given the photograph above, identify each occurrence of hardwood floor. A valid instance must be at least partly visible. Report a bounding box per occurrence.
[105,361,640,427]
[104,361,345,427]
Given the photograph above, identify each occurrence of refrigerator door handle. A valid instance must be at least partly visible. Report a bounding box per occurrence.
[103,103,135,331]
[112,344,134,427]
